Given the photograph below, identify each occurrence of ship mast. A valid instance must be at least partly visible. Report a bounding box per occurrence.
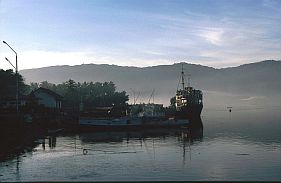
[181,64,185,90]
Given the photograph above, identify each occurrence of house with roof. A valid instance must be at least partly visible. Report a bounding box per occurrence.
[31,87,63,110]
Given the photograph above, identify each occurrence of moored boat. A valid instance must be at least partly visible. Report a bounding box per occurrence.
[79,115,189,130]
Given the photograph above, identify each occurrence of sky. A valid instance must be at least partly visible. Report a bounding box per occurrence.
[0,0,280,70]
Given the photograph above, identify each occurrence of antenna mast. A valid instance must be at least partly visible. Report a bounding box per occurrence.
[181,64,185,90]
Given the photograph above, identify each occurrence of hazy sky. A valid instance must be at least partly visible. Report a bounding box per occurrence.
[0,0,280,70]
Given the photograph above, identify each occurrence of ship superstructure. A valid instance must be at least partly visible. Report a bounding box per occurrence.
[175,65,203,119]
[130,103,165,118]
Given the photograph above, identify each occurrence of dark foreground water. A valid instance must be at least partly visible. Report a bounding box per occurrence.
[0,106,280,181]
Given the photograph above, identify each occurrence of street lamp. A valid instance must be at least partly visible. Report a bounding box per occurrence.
[3,41,19,114]
[5,57,16,70]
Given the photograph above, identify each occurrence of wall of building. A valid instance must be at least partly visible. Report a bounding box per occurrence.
[34,92,58,109]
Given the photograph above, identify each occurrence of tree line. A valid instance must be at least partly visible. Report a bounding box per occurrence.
[30,79,129,110]
[0,69,129,111]
[0,69,29,99]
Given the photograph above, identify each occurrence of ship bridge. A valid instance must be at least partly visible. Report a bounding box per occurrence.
[175,88,203,110]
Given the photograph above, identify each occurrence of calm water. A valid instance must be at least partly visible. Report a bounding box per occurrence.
[0,106,280,181]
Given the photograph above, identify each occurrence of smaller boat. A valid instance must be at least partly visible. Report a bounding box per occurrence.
[79,104,190,130]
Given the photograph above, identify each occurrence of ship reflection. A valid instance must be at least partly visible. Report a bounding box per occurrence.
[178,118,203,165]
[78,117,203,143]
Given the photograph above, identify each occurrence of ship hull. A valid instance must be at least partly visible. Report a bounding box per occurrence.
[77,116,190,131]
[175,104,203,119]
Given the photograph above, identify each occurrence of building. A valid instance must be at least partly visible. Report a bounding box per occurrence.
[32,87,63,110]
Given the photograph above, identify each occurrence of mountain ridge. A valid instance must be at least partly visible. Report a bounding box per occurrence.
[19,60,281,106]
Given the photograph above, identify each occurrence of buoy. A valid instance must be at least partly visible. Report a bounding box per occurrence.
[83,149,88,155]
[227,106,232,113]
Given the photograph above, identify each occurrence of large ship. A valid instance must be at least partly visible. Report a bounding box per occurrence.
[78,65,203,130]
[173,65,203,119]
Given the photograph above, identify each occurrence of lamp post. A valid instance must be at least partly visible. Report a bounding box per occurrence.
[3,41,19,114]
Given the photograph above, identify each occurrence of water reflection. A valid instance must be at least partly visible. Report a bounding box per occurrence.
[48,136,56,149]
[1,120,203,180]
[33,118,203,159]
[1,118,203,162]
[0,132,41,162]
[42,139,45,150]
[1,111,280,181]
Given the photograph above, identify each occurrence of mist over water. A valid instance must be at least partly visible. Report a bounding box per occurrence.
[0,106,280,181]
